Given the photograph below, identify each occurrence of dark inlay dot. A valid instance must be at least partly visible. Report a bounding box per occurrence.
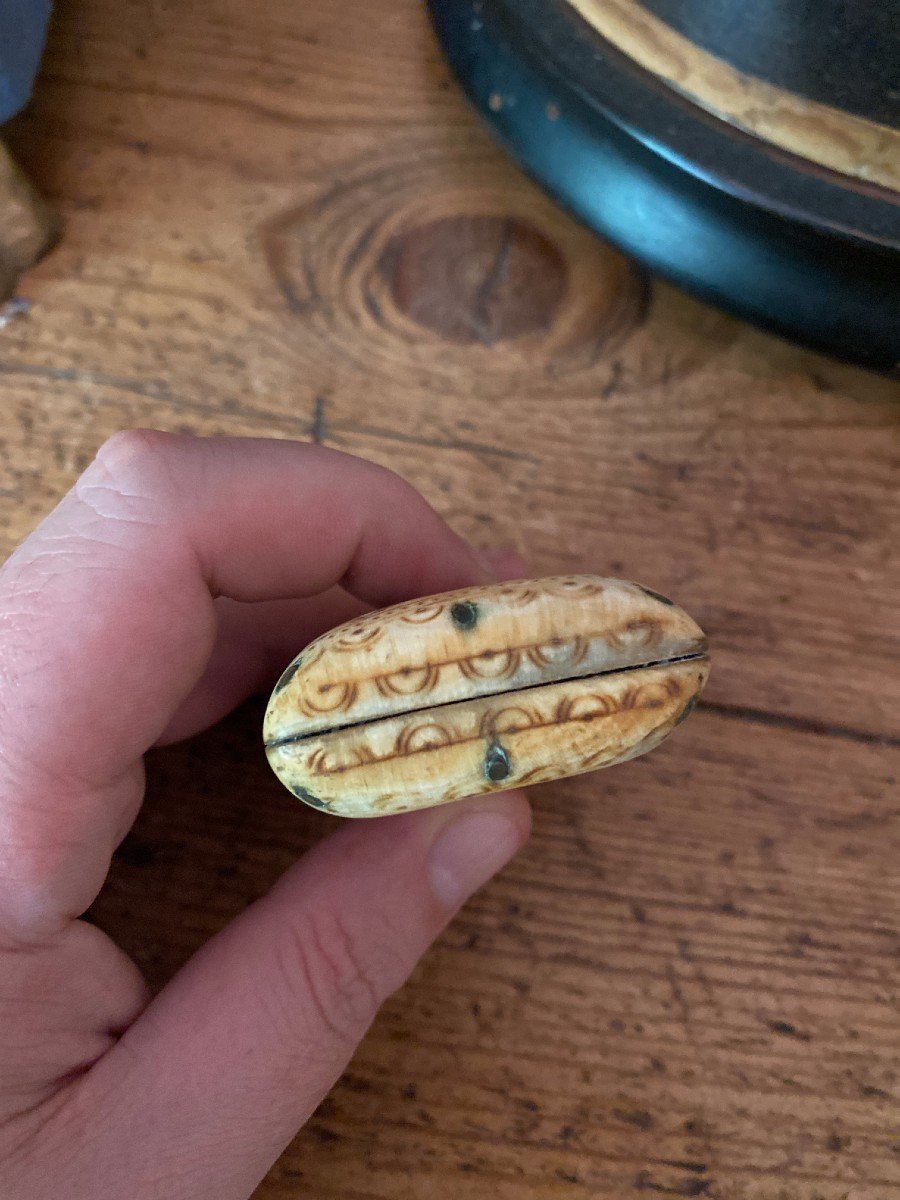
[382,215,567,346]
[484,741,511,783]
[274,657,302,693]
[674,695,699,728]
[450,600,479,630]
[639,585,675,606]
[292,785,330,811]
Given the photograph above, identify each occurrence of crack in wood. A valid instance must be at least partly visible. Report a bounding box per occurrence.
[311,394,327,444]
[470,216,515,347]
[0,362,315,432]
[327,418,540,463]
[698,700,900,749]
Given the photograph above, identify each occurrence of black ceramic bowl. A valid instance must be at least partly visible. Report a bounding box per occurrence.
[429,0,900,372]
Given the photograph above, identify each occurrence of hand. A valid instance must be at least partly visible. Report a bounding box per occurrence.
[0,431,530,1199]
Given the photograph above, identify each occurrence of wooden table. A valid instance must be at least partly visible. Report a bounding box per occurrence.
[2,1,898,1195]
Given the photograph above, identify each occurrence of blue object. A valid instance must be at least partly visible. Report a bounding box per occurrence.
[0,0,52,123]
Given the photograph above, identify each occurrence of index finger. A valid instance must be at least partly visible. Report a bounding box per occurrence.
[0,430,497,942]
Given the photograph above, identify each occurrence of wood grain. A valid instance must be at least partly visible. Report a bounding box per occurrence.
[96,700,900,1199]
[1,0,898,1195]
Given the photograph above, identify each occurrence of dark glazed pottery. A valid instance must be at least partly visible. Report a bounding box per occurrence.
[428,0,900,372]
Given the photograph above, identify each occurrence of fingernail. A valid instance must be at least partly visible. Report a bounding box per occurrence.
[428,811,525,911]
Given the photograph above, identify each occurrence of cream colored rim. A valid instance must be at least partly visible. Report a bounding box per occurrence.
[565,0,899,192]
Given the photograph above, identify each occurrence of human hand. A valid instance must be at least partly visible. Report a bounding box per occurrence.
[0,431,530,1199]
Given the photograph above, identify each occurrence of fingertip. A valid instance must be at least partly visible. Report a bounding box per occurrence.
[479,787,533,842]
[424,790,531,913]
[301,790,531,920]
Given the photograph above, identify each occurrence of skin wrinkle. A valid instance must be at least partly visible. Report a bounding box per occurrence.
[87,429,180,504]
[0,928,147,1127]
[0,588,95,766]
[0,721,145,802]
[0,572,64,639]
[0,772,143,951]
[124,434,252,599]
[320,907,389,1033]
[256,918,373,1092]
[300,916,367,1045]
[0,753,144,859]
[0,1087,72,1166]
[73,480,167,526]
[4,545,119,574]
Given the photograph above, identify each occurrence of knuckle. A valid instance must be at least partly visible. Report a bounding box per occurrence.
[79,429,180,520]
[349,454,424,510]
[92,428,175,478]
[376,462,427,508]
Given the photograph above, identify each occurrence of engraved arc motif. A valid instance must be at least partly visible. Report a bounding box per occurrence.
[554,691,619,724]
[478,703,544,738]
[374,663,441,697]
[299,674,687,780]
[458,648,521,681]
[601,616,663,651]
[331,621,385,651]
[304,680,359,714]
[397,600,449,624]
[541,577,608,599]
[395,721,453,756]
[492,582,544,605]
[285,620,676,723]
[274,576,668,724]
[526,635,590,669]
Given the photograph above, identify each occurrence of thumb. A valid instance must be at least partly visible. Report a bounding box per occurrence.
[56,792,530,1200]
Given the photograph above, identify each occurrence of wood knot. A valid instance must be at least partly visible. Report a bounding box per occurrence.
[260,145,712,398]
[380,215,566,346]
